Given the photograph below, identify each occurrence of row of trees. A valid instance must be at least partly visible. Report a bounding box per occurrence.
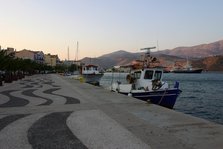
[0,50,53,85]
[0,50,81,86]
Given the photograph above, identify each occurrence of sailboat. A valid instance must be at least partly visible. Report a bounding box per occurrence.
[81,64,104,85]
[73,42,80,75]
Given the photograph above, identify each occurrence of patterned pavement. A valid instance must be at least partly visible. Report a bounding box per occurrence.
[0,74,150,149]
[0,74,88,149]
[1,74,223,149]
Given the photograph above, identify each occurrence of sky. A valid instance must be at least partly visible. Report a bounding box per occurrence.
[0,0,223,60]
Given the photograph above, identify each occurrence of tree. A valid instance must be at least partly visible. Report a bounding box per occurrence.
[55,64,66,73]
[0,50,15,83]
[68,64,79,72]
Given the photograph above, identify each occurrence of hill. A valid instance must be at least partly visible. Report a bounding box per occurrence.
[192,55,223,71]
[81,50,184,69]
[80,39,223,71]
[81,50,139,69]
[156,40,223,58]
[81,50,223,71]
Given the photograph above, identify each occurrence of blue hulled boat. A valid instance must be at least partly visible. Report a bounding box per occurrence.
[111,47,182,109]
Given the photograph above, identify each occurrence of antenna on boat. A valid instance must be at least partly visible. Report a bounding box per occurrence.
[140,47,156,52]
[157,40,159,51]
[140,47,156,68]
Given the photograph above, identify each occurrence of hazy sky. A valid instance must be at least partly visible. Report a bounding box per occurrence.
[0,0,223,60]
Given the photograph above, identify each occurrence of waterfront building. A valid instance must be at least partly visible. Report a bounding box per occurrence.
[4,47,16,57]
[15,49,45,64]
[34,51,45,64]
[44,54,60,67]
[15,49,35,60]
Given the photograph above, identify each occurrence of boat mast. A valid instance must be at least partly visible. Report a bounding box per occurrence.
[140,47,156,68]
[75,41,79,72]
[68,46,70,61]
[75,41,79,62]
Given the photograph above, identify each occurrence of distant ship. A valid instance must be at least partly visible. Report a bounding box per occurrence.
[172,67,203,73]
[172,59,203,73]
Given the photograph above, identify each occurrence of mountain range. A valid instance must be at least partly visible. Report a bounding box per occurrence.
[156,40,223,58]
[81,40,223,71]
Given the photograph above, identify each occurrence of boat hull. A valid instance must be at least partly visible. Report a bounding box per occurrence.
[172,68,203,73]
[82,74,103,85]
[120,89,182,109]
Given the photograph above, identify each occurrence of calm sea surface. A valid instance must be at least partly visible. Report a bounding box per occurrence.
[100,72,223,125]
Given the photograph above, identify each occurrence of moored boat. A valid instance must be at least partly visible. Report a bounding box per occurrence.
[81,64,103,85]
[172,68,203,73]
[172,58,203,73]
[111,47,182,109]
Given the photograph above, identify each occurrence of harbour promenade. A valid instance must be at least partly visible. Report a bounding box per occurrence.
[0,74,223,149]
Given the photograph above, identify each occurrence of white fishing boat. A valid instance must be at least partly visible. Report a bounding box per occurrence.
[81,64,104,85]
[111,47,182,109]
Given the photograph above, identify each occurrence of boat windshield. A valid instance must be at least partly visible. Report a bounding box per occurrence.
[134,71,141,79]
[144,70,153,79]
[154,71,162,80]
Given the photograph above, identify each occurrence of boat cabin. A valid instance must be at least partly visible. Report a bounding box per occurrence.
[125,68,167,91]
[82,64,100,75]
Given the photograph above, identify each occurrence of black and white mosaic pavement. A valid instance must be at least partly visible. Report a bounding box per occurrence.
[0,74,151,149]
[0,75,80,107]
[28,112,87,149]
[0,74,88,149]
[1,73,214,149]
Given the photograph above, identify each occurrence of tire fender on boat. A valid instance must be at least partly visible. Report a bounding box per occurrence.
[152,79,162,90]
[128,93,132,96]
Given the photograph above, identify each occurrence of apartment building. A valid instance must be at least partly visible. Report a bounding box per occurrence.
[15,49,44,63]
[44,54,60,66]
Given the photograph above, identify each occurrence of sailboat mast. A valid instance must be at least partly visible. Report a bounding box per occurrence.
[76,41,79,61]
[75,41,79,72]
[68,46,70,61]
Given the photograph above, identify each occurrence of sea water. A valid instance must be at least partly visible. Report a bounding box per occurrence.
[100,72,223,125]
